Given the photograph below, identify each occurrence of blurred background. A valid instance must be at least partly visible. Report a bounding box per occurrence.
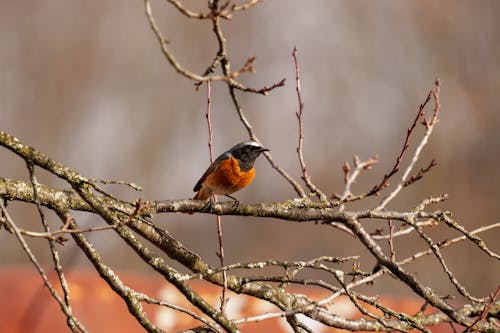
[1,0,499,300]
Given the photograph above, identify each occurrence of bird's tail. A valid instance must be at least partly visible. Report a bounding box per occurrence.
[193,187,211,201]
[186,188,211,214]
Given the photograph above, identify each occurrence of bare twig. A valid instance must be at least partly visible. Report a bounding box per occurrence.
[166,0,213,19]
[135,290,223,332]
[230,0,264,13]
[322,220,356,237]
[145,0,222,82]
[18,218,120,241]
[292,47,328,202]
[376,79,441,210]
[404,215,489,302]
[388,220,396,261]
[403,159,437,187]
[413,194,449,212]
[343,215,474,328]
[337,155,378,210]
[365,82,435,200]
[436,211,500,261]
[87,177,143,191]
[206,80,215,163]
[463,285,500,333]
[372,219,437,240]
[334,271,411,333]
[394,222,500,265]
[230,56,256,79]
[167,0,264,20]
[199,255,359,277]
[352,291,432,333]
[204,80,228,315]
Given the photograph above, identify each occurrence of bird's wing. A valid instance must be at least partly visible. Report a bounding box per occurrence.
[193,152,230,192]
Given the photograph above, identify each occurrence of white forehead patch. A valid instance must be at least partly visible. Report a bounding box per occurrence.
[244,140,262,148]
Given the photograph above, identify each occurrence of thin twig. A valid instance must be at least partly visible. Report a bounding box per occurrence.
[365,83,434,199]
[205,80,228,315]
[334,271,410,333]
[166,0,213,19]
[20,199,150,242]
[145,0,223,82]
[403,159,437,187]
[323,221,356,237]
[413,194,449,212]
[19,222,119,241]
[404,215,486,303]
[372,219,437,240]
[388,220,396,261]
[463,285,500,333]
[234,270,388,326]
[337,155,378,211]
[376,79,441,210]
[343,216,473,328]
[206,80,215,163]
[87,178,143,191]
[199,255,359,276]
[134,290,222,332]
[230,0,264,13]
[437,212,500,261]
[398,222,500,265]
[167,0,263,20]
[292,47,328,202]
[351,291,432,333]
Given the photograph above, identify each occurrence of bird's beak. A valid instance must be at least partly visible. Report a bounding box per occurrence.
[260,147,270,152]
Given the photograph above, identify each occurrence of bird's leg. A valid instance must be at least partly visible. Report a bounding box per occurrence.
[225,194,240,210]
[200,195,215,212]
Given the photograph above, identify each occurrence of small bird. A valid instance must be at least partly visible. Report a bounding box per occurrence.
[193,141,269,201]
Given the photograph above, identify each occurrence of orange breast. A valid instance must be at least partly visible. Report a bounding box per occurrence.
[203,157,255,195]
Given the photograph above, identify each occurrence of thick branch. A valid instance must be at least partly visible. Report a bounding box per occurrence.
[0,177,442,223]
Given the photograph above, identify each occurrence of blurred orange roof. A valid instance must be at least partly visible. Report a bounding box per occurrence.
[0,265,460,332]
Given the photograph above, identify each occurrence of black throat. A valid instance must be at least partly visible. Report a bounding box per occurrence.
[237,154,256,172]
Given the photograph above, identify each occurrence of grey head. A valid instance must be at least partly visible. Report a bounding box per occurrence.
[227,141,269,171]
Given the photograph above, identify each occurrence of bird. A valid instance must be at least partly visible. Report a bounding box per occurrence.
[193,141,269,202]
